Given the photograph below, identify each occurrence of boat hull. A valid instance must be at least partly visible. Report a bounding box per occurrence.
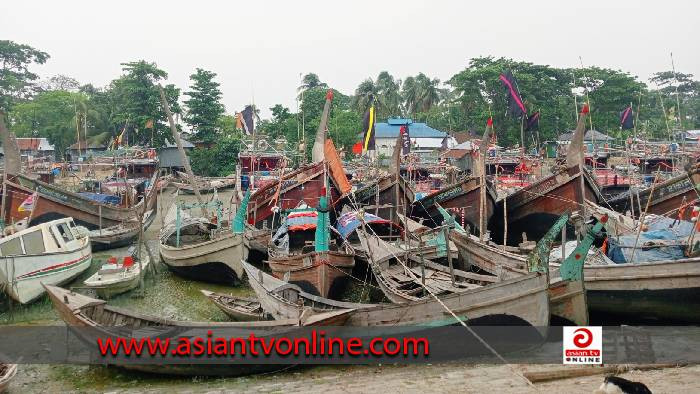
[0,238,92,304]
[268,251,355,298]
[89,209,157,251]
[0,364,17,393]
[584,259,700,322]
[160,232,247,284]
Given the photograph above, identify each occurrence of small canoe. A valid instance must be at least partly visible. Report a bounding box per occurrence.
[0,364,17,393]
[200,290,267,321]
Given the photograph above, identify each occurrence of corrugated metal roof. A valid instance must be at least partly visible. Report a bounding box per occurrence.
[375,121,447,139]
[162,138,195,149]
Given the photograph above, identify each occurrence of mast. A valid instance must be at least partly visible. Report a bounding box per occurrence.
[477,118,493,242]
[312,90,333,163]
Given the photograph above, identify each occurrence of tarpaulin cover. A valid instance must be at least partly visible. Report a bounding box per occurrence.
[336,211,392,240]
[78,192,121,205]
[606,216,694,264]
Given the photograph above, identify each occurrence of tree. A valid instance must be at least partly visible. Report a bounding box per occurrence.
[375,71,402,119]
[10,90,87,158]
[351,78,377,114]
[38,75,80,92]
[0,40,50,111]
[109,60,180,147]
[189,135,241,177]
[402,76,418,116]
[270,104,292,122]
[183,68,225,143]
[414,73,442,112]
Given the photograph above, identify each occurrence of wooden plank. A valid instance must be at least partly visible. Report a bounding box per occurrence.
[523,364,682,383]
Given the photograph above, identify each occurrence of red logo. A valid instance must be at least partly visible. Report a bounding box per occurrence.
[573,328,593,348]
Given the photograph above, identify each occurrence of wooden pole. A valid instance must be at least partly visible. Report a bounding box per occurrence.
[444,226,455,286]
[629,169,661,263]
[523,364,682,383]
[157,85,207,217]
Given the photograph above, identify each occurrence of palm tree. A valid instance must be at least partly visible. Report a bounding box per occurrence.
[297,73,328,99]
[376,71,402,119]
[352,78,378,113]
[415,73,441,112]
[402,76,418,116]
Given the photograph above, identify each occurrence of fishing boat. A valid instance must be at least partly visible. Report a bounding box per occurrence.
[171,171,237,194]
[409,176,497,234]
[490,107,603,245]
[0,217,92,304]
[335,210,403,261]
[87,209,155,251]
[159,192,250,284]
[243,260,549,327]
[200,290,267,321]
[83,251,150,299]
[0,364,17,393]
[267,197,355,297]
[44,284,353,376]
[348,174,415,225]
[357,229,497,303]
[607,164,700,220]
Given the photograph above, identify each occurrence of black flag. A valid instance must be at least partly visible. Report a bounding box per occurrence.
[525,111,540,131]
[620,106,634,130]
[362,101,376,152]
[240,105,255,135]
[498,71,526,118]
[400,124,410,155]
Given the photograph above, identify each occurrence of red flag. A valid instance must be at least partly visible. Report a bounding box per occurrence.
[487,117,493,127]
[352,142,362,155]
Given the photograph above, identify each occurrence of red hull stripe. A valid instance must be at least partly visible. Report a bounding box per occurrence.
[16,253,91,280]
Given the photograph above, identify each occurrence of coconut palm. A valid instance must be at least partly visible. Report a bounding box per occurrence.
[352,78,378,113]
[415,73,442,112]
[297,73,328,99]
[402,76,418,116]
[376,71,402,119]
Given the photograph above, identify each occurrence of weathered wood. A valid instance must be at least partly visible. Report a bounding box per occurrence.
[268,251,355,298]
[523,363,681,383]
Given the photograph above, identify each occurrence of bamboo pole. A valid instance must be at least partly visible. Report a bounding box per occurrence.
[157,85,207,217]
[629,169,661,263]
[523,363,682,383]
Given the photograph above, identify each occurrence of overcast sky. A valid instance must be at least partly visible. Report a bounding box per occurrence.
[2,0,698,118]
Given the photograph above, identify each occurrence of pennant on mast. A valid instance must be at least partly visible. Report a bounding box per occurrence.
[498,71,526,118]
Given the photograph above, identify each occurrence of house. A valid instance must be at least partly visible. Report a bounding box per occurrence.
[373,118,456,158]
[15,137,55,159]
[557,129,615,144]
[67,141,106,161]
[158,138,195,170]
[558,129,615,165]
[442,140,477,173]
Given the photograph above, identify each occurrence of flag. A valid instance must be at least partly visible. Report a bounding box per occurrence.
[525,111,540,131]
[362,102,376,152]
[400,124,410,155]
[240,106,255,135]
[352,142,362,155]
[235,112,243,130]
[145,119,154,129]
[18,191,37,213]
[498,71,526,118]
[620,106,634,130]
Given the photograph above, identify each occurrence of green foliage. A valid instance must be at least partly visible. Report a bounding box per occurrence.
[184,68,224,143]
[189,134,241,177]
[0,40,49,111]
[10,90,86,158]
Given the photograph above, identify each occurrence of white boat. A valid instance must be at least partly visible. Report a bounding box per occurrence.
[0,218,92,304]
[83,252,150,299]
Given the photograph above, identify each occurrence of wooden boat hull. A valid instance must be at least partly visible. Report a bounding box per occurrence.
[451,231,589,325]
[0,237,92,304]
[43,285,352,376]
[89,209,157,251]
[584,259,700,322]
[492,166,600,245]
[268,251,355,298]
[410,177,496,234]
[84,257,150,299]
[246,259,549,328]
[160,232,247,284]
[0,364,17,393]
[608,169,700,219]
[3,173,158,231]
[349,175,414,224]
[201,290,267,321]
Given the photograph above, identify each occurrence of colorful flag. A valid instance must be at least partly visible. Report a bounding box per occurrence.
[235,112,243,130]
[620,106,634,130]
[18,191,37,213]
[240,106,255,135]
[362,101,376,152]
[400,124,410,155]
[525,111,540,131]
[498,71,526,118]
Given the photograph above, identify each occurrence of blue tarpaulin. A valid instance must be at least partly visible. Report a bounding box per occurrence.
[606,216,693,264]
[78,192,121,205]
[336,211,393,239]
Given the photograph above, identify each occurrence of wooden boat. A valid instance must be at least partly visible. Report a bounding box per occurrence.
[2,171,159,233]
[44,284,353,376]
[159,191,251,284]
[83,251,150,299]
[267,198,355,297]
[0,217,92,304]
[0,364,17,393]
[348,174,415,225]
[607,164,700,220]
[87,208,156,251]
[172,171,237,194]
[409,176,497,234]
[243,260,550,327]
[398,214,458,261]
[358,229,496,303]
[490,109,602,245]
[200,290,267,321]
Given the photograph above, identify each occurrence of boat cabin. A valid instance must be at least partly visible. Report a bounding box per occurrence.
[0,218,83,257]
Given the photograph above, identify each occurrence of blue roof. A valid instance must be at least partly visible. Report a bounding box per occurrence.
[376,118,447,138]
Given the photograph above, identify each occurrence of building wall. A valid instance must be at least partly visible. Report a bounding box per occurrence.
[375,137,446,157]
[158,148,193,168]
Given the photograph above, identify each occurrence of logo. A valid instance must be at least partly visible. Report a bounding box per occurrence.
[563,326,602,364]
